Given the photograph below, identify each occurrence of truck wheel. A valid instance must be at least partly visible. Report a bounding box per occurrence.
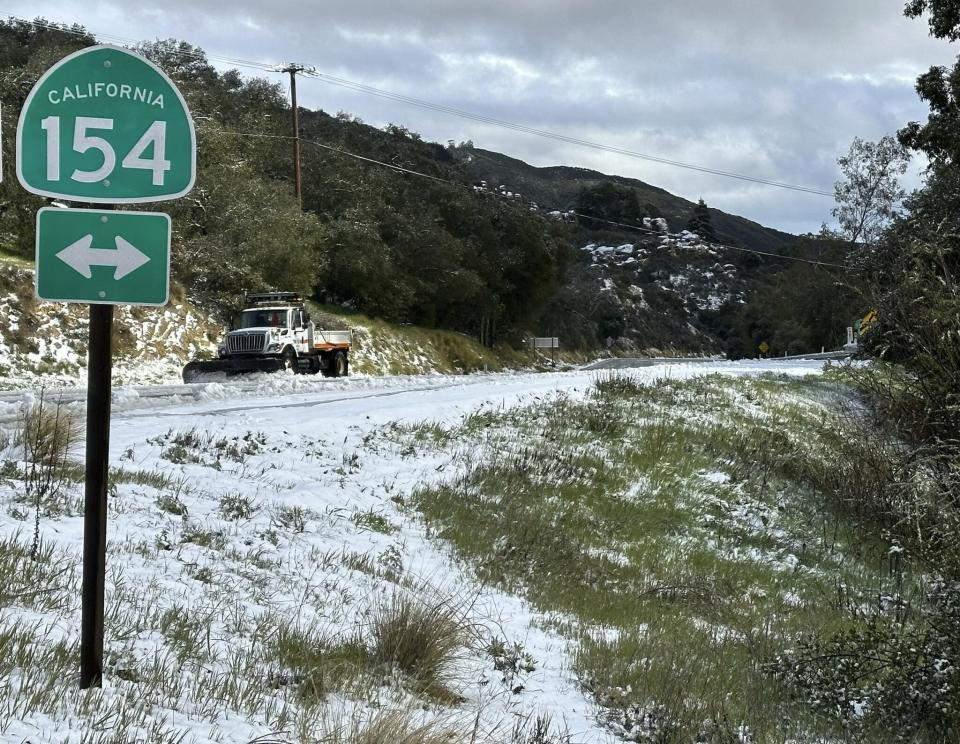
[281,346,297,371]
[332,350,348,378]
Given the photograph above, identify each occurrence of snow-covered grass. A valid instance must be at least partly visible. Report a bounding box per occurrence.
[402,372,924,742]
[2,366,631,743]
[0,361,894,743]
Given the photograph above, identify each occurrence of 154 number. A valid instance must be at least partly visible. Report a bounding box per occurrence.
[40,116,171,186]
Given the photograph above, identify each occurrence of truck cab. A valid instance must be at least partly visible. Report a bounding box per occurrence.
[221,303,311,365]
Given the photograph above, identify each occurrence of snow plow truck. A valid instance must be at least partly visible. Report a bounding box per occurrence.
[182,292,352,383]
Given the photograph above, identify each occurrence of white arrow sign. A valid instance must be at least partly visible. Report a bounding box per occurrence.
[56,234,150,280]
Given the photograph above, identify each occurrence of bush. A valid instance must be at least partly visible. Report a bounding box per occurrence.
[771,368,960,740]
[830,366,960,572]
[771,581,960,740]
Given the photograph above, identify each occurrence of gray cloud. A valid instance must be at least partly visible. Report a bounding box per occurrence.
[11,0,958,232]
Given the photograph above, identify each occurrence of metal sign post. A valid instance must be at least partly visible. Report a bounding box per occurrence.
[17,44,194,689]
[80,299,112,689]
[531,337,560,366]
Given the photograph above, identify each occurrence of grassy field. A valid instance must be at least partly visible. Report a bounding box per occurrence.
[390,372,923,743]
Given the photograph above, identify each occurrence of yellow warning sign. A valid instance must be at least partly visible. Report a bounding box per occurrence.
[859,309,878,337]
[758,341,769,354]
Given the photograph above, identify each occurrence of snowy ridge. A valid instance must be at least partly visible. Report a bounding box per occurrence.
[0,264,488,390]
[0,264,220,388]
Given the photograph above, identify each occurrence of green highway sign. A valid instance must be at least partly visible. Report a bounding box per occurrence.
[17,45,195,203]
[36,207,170,305]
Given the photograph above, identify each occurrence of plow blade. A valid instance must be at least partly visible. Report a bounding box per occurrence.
[182,358,286,383]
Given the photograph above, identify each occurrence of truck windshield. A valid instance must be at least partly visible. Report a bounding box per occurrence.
[237,310,288,329]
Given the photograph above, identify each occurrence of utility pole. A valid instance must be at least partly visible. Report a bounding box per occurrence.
[283,64,304,207]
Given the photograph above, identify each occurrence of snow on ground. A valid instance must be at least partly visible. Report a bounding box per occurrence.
[0,360,827,743]
[0,264,220,389]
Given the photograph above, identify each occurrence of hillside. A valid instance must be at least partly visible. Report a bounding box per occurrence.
[0,22,855,361]
[462,148,797,253]
[288,110,854,357]
[0,265,220,388]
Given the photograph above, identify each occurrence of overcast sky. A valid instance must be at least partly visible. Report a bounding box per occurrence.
[8,0,958,233]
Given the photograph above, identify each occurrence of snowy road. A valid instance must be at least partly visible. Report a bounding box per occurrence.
[0,358,832,474]
[104,359,829,451]
[117,357,824,416]
[0,357,830,418]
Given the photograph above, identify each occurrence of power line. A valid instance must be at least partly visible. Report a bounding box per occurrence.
[210,128,457,185]
[2,11,835,198]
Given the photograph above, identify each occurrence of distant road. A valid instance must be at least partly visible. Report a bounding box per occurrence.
[582,357,718,370]
[583,351,852,370]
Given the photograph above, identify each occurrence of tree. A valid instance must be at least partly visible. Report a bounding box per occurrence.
[774,11,960,738]
[0,19,93,258]
[173,162,323,310]
[831,136,909,247]
[859,1,960,444]
[686,198,717,242]
[905,0,960,40]
[900,2,960,166]
[575,182,641,228]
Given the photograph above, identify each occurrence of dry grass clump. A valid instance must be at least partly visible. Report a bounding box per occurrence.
[13,392,83,555]
[507,713,571,744]
[283,707,460,744]
[369,587,473,698]
[16,392,81,467]
[591,370,647,399]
